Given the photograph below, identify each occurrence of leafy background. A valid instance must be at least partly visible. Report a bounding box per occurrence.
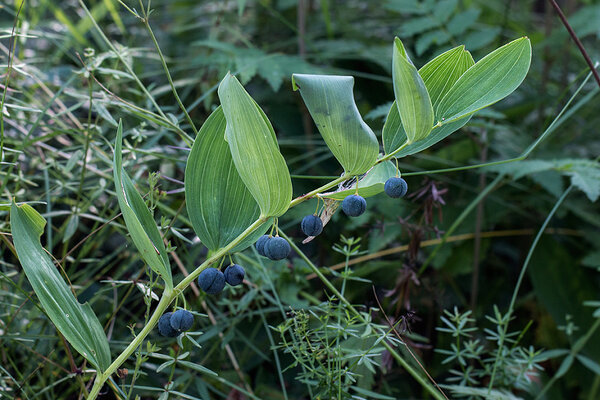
[0,0,599,399]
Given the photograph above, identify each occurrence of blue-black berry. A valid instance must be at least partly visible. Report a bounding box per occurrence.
[255,235,270,257]
[342,194,367,217]
[384,177,408,198]
[170,309,194,332]
[198,267,226,294]
[224,264,245,286]
[265,236,291,260]
[301,214,323,237]
[158,312,179,337]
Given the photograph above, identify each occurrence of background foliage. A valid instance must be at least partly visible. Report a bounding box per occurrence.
[1,0,599,399]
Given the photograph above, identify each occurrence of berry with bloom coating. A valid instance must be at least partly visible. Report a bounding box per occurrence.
[224,264,245,286]
[170,309,194,332]
[265,236,291,260]
[158,312,179,337]
[384,177,408,198]
[342,194,367,217]
[301,215,323,237]
[255,235,270,256]
[197,267,226,294]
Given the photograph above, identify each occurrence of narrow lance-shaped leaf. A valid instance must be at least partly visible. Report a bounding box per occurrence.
[319,161,398,200]
[292,74,379,175]
[436,37,531,123]
[10,203,111,371]
[384,45,475,156]
[392,37,434,143]
[218,73,292,217]
[185,106,271,252]
[113,122,172,288]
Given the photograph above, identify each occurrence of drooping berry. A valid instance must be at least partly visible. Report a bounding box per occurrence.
[384,177,408,198]
[301,214,323,237]
[158,312,179,337]
[342,194,367,217]
[255,235,270,257]
[224,264,245,286]
[197,267,226,294]
[265,236,291,260]
[170,309,194,332]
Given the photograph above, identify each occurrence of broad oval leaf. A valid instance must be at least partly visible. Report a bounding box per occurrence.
[392,37,434,143]
[218,73,292,217]
[320,161,397,200]
[185,106,271,252]
[291,74,379,175]
[436,37,531,123]
[384,45,474,156]
[114,122,172,288]
[10,203,111,371]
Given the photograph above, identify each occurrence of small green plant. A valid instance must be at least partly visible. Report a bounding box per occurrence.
[435,306,544,398]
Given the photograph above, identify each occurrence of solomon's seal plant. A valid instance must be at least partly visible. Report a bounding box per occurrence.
[384,176,408,198]
[9,34,532,399]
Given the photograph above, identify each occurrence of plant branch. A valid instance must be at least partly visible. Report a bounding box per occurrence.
[548,0,600,88]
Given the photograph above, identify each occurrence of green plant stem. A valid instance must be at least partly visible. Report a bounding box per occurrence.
[141,15,199,136]
[88,216,267,399]
[377,140,410,163]
[290,175,348,207]
[488,185,573,393]
[279,231,447,400]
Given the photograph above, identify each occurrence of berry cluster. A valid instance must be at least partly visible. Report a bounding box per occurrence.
[158,309,194,337]
[255,235,291,260]
[298,176,409,236]
[197,263,246,295]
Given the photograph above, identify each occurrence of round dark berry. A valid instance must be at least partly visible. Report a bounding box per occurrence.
[342,194,367,217]
[384,177,408,198]
[255,235,270,257]
[158,312,179,337]
[224,264,245,286]
[265,236,291,260]
[197,267,226,294]
[170,309,194,332]
[301,214,323,237]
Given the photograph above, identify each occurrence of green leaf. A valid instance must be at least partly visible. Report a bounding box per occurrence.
[218,74,292,217]
[291,74,379,176]
[319,161,397,200]
[384,45,474,156]
[392,38,434,143]
[10,203,111,371]
[185,106,271,252]
[436,37,531,123]
[113,122,172,288]
[577,354,600,375]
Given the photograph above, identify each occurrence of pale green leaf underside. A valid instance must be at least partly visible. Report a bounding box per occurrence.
[392,37,434,143]
[218,73,292,217]
[320,161,397,200]
[384,44,474,156]
[292,73,379,175]
[10,203,111,371]
[114,122,173,288]
[185,106,271,252]
[436,36,531,123]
